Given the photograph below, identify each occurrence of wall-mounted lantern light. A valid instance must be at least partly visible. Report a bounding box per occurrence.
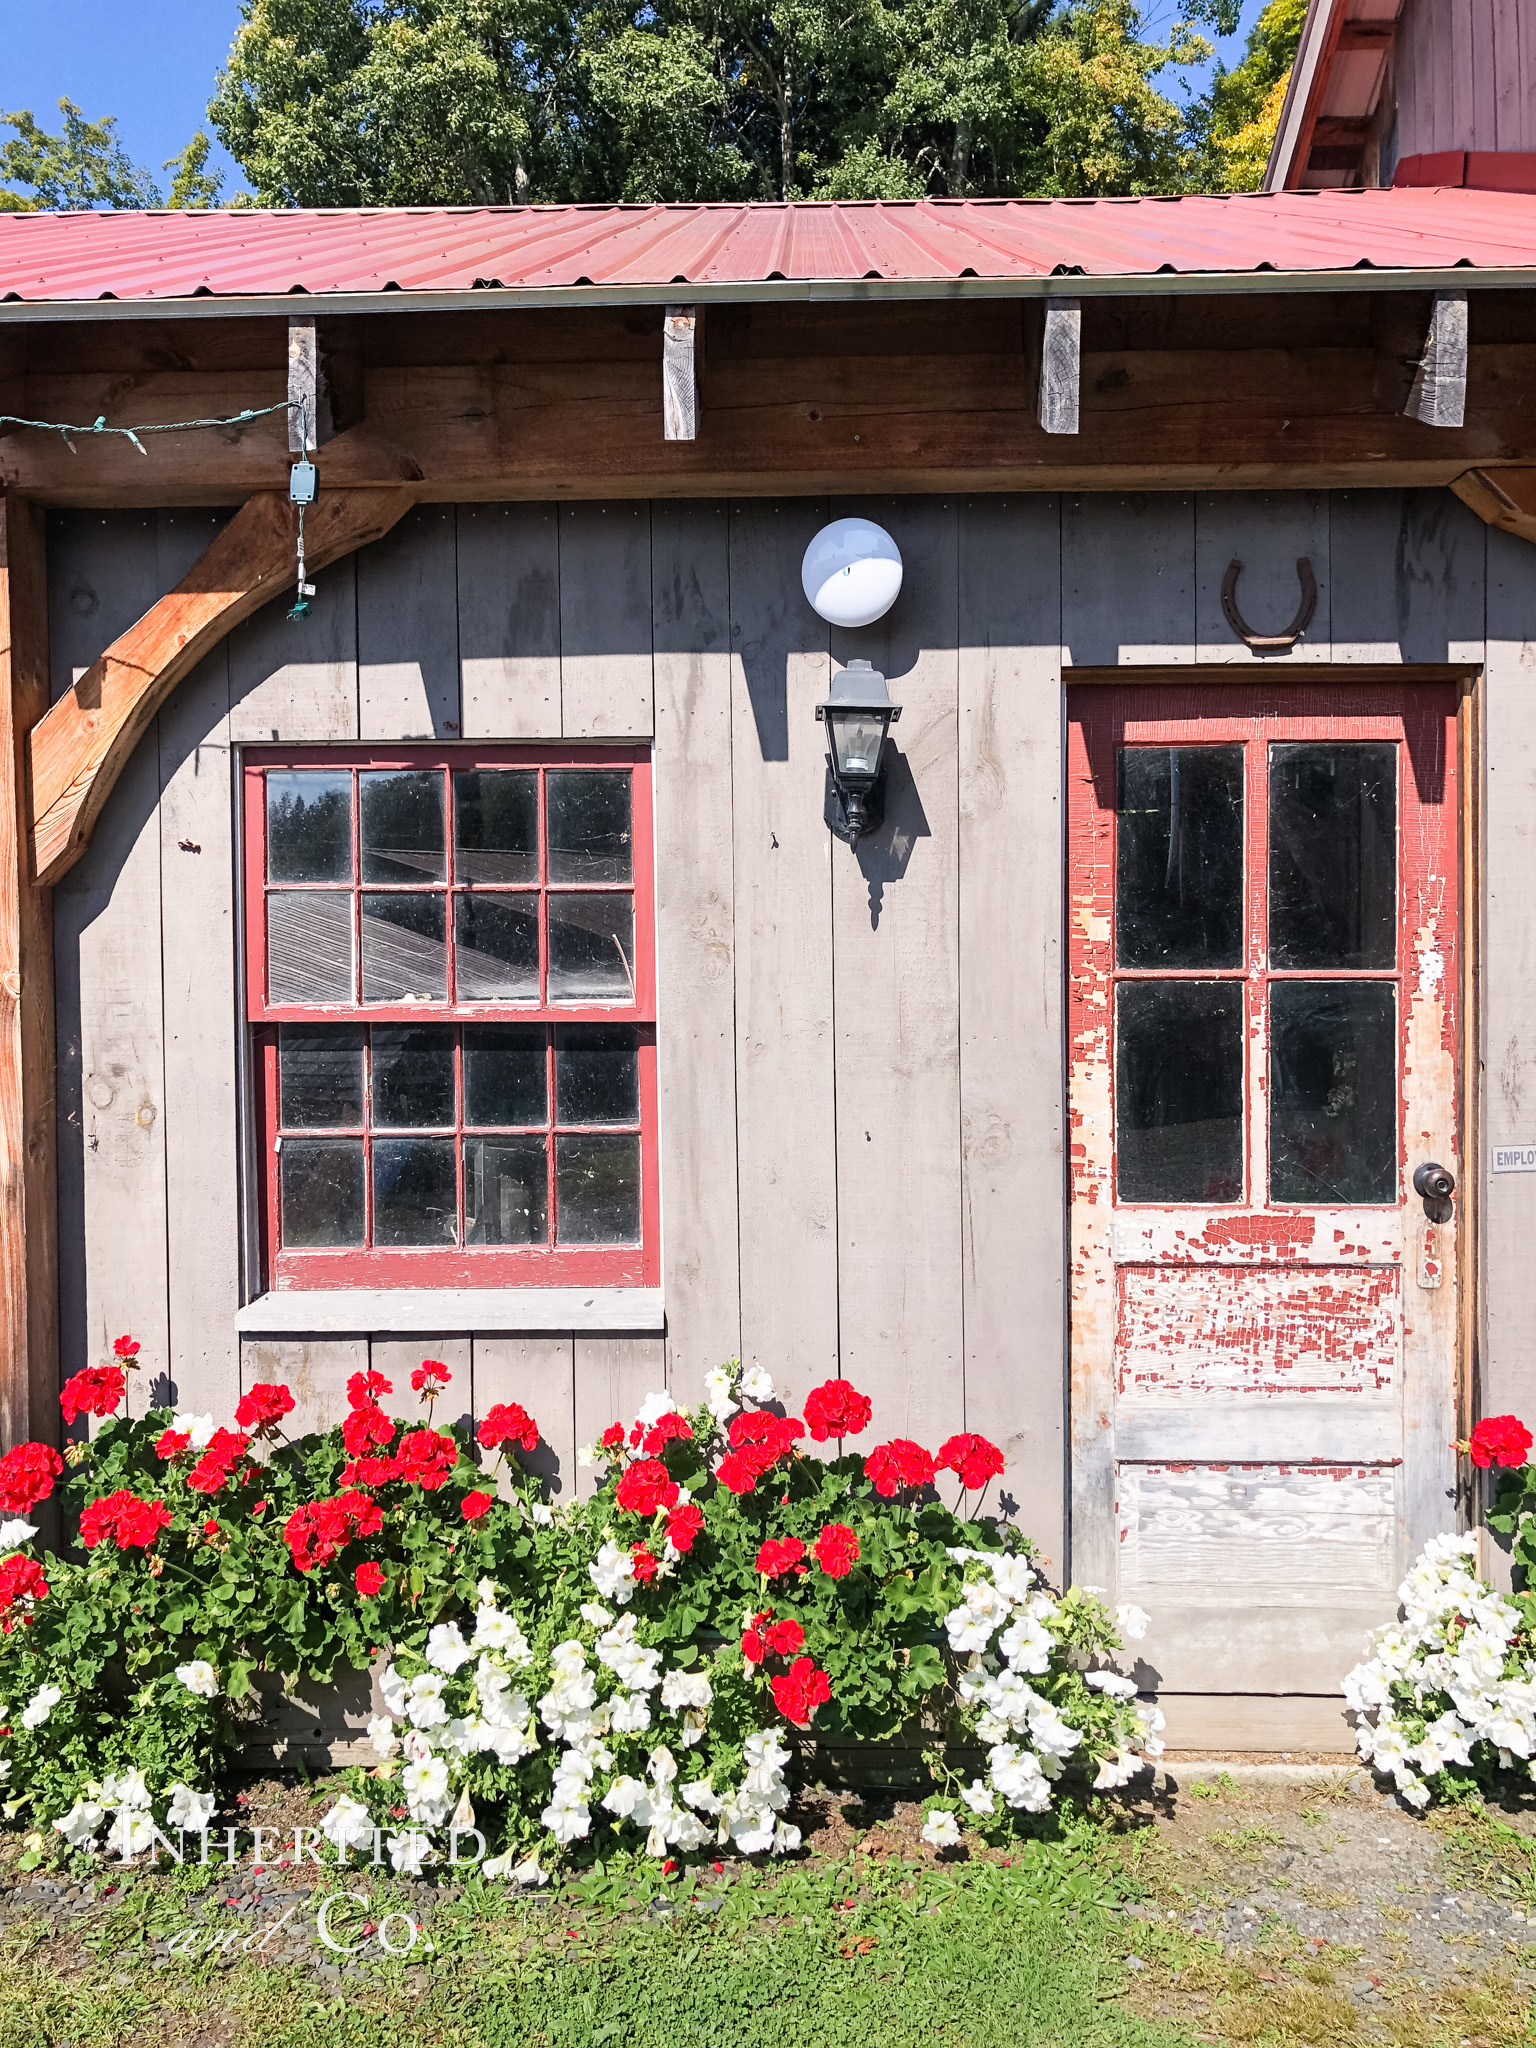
[816,659,902,847]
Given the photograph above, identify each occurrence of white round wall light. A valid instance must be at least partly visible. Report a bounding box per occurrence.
[801,518,903,628]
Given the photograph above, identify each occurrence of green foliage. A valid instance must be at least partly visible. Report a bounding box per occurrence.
[1189,0,1306,191]
[0,98,162,212]
[163,132,226,209]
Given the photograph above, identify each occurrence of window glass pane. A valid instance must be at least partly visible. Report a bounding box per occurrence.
[1116,981,1243,1202]
[371,1026,454,1128]
[373,1137,457,1245]
[548,771,632,884]
[267,770,352,884]
[268,891,353,1005]
[548,892,635,1003]
[1116,746,1244,969]
[454,770,538,884]
[556,1133,640,1243]
[556,1026,639,1125]
[1270,981,1397,1204]
[465,1026,547,1126]
[1269,743,1397,970]
[359,770,446,884]
[281,1138,364,1246]
[465,1137,548,1244]
[454,894,539,1002]
[361,893,447,1002]
[279,1026,363,1127]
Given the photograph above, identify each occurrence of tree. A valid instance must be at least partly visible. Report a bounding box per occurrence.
[164,133,227,208]
[0,99,161,212]
[1190,0,1306,191]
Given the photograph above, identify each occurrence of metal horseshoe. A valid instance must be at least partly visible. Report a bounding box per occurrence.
[1221,556,1318,652]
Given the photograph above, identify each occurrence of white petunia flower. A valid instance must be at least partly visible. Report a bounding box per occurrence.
[1115,1604,1150,1642]
[387,1829,434,1875]
[425,1622,474,1674]
[401,1755,452,1826]
[473,1606,533,1662]
[20,1683,61,1729]
[703,1366,739,1422]
[960,1779,996,1816]
[1084,1669,1138,1700]
[175,1660,219,1699]
[581,1602,615,1629]
[52,1799,103,1849]
[589,1539,638,1606]
[166,1785,216,1832]
[609,1692,652,1734]
[739,1365,775,1402]
[322,1794,378,1853]
[0,1518,38,1548]
[660,1669,712,1714]
[920,1809,961,1848]
[367,1714,401,1759]
[105,1808,156,1860]
[529,1502,555,1526]
[634,1390,679,1430]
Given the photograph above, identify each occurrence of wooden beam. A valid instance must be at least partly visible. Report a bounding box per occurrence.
[28,485,411,886]
[1037,298,1081,435]
[287,317,333,454]
[1405,291,1469,429]
[662,306,700,441]
[1452,464,1536,543]
[0,494,58,1448]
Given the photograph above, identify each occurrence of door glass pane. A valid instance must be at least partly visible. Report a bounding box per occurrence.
[556,1133,641,1242]
[465,1026,547,1126]
[281,1138,364,1246]
[268,891,353,1005]
[548,771,632,884]
[359,770,446,884]
[361,893,448,1001]
[1269,743,1396,969]
[371,1026,454,1127]
[548,892,635,1002]
[267,770,352,883]
[454,894,540,1002]
[373,1138,457,1245]
[465,1137,548,1244]
[1117,746,1244,969]
[1116,981,1244,1202]
[279,1026,363,1127]
[454,770,539,884]
[1270,981,1397,1204]
[556,1026,639,1125]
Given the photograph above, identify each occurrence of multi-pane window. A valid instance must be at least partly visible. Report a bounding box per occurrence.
[244,749,656,1288]
[1112,738,1400,1207]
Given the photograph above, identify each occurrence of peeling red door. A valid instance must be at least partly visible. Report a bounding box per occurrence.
[1067,684,1459,1696]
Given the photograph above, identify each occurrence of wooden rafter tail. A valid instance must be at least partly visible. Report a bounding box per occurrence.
[1451,465,1536,545]
[27,486,412,887]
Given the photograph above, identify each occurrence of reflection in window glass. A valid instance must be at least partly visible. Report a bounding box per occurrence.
[279,1026,363,1127]
[267,770,352,883]
[268,892,354,1005]
[465,1137,548,1243]
[455,894,539,1002]
[1117,746,1244,969]
[548,892,635,1002]
[548,772,632,884]
[557,1134,641,1242]
[454,770,538,884]
[1269,743,1396,970]
[556,1026,639,1125]
[371,1026,454,1128]
[281,1138,365,1245]
[1116,981,1244,1202]
[1270,981,1397,1204]
[373,1138,457,1245]
[361,893,448,1002]
[465,1027,546,1127]
[360,770,445,884]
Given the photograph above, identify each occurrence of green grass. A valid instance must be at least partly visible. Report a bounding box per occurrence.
[0,1849,1193,2048]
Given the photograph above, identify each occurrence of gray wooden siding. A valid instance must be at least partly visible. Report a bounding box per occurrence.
[1396,0,1536,159]
[51,489,1511,1576]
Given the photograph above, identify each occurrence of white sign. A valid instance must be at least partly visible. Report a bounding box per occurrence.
[1493,1144,1536,1174]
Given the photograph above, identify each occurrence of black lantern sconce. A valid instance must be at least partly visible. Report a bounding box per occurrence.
[816,658,902,847]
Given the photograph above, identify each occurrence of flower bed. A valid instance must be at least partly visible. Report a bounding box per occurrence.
[0,1347,1161,1877]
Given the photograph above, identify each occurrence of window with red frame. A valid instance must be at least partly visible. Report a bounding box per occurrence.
[243,748,657,1290]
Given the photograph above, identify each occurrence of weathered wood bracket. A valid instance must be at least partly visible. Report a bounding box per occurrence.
[1221,556,1319,651]
[27,485,411,886]
[663,306,700,442]
[287,317,334,454]
[1451,465,1536,546]
[1404,290,1468,429]
[1037,298,1081,436]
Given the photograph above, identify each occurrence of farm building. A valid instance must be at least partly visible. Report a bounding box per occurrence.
[5,2,1536,1753]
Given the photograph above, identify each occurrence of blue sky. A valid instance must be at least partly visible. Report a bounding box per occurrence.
[0,0,1270,205]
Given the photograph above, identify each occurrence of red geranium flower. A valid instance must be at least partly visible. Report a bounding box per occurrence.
[342,1403,396,1458]
[600,1423,625,1452]
[814,1522,860,1578]
[741,1609,773,1664]
[394,1428,456,1491]
[234,1382,295,1436]
[203,1519,220,1537]
[715,1450,764,1496]
[665,1502,704,1554]
[631,1542,659,1584]
[60,1365,127,1426]
[461,1490,495,1521]
[339,1453,400,1488]
[802,1379,873,1444]
[770,1655,831,1728]
[716,1410,804,1495]
[764,1617,805,1657]
[346,1370,393,1408]
[354,1562,386,1598]
[155,1428,192,1461]
[615,1457,680,1517]
[936,1433,1005,1490]
[863,1439,936,1498]
[337,1489,384,1538]
[79,1490,173,1552]
[1466,1415,1534,1470]
[0,1442,63,1515]
[478,1403,539,1454]
[642,1412,694,1456]
[0,1553,48,1614]
[284,1491,382,1573]
[112,1334,140,1361]
[411,1360,451,1396]
[186,1430,252,1496]
[756,1536,807,1579]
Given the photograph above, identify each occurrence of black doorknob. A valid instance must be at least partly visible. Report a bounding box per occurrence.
[1413,1161,1456,1203]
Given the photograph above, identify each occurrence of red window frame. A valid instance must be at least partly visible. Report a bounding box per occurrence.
[243,744,658,1291]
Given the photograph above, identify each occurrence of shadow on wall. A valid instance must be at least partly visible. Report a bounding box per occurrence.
[850,743,930,931]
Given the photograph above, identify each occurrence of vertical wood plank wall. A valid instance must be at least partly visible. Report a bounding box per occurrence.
[1395,0,1535,159]
[50,489,1518,1576]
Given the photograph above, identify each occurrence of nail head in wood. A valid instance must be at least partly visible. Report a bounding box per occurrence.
[663,305,700,442]
[1404,290,1468,430]
[1038,297,1081,436]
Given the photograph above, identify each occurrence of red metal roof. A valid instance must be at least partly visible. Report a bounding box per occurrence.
[3,189,1535,307]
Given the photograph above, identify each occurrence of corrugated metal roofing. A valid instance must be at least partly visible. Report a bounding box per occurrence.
[3,189,1536,307]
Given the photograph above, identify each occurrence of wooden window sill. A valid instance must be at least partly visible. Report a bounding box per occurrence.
[235,1286,664,1336]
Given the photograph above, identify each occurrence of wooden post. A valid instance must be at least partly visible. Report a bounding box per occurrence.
[1038,298,1081,436]
[287,317,333,454]
[662,307,700,441]
[0,494,58,1449]
[1405,290,1468,429]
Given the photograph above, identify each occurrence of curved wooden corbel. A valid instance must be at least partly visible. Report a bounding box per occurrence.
[1221,556,1318,652]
